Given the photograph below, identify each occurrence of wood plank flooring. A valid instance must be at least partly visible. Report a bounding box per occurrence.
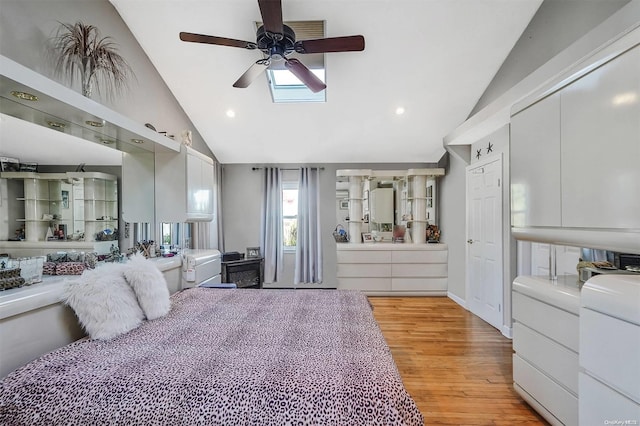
[368,296,548,425]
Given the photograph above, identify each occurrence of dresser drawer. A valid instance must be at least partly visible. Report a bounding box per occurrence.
[337,278,391,291]
[391,250,448,264]
[579,372,640,424]
[513,354,578,426]
[391,263,447,278]
[337,250,391,264]
[336,263,391,278]
[513,322,578,394]
[391,278,447,292]
[513,291,579,352]
[580,308,640,402]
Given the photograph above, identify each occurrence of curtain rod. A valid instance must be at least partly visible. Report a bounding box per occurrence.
[252,167,325,171]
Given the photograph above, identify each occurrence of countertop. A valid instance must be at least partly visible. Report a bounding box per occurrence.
[336,242,448,250]
[513,275,582,315]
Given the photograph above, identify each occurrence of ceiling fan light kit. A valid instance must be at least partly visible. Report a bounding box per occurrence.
[179,0,364,94]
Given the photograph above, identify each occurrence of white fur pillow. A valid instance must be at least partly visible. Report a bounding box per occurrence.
[123,253,171,320]
[62,263,144,340]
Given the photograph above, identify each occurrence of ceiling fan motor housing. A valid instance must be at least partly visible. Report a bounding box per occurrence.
[257,24,296,60]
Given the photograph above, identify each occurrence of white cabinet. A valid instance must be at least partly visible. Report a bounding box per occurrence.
[560,45,640,229]
[121,152,155,223]
[155,145,214,222]
[510,44,640,252]
[511,93,561,228]
[512,275,581,426]
[336,244,448,295]
[580,275,640,424]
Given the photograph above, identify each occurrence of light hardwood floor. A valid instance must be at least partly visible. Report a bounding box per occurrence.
[368,296,548,425]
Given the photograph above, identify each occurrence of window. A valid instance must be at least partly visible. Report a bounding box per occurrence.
[282,182,298,249]
[267,68,326,103]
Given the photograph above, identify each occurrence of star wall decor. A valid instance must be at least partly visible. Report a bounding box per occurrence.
[487,142,493,153]
[476,149,482,159]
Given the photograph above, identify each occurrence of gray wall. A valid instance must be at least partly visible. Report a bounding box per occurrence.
[0,0,213,159]
[470,0,630,115]
[222,162,436,288]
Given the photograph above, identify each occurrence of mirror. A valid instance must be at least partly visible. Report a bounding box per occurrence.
[336,168,444,243]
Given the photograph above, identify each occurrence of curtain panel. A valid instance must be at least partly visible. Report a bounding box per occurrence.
[294,167,323,284]
[260,167,283,283]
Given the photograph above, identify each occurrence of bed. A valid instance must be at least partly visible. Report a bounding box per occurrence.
[0,288,423,425]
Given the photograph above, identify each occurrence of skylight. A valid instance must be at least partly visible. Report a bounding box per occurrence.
[257,20,326,104]
[267,69,326,103]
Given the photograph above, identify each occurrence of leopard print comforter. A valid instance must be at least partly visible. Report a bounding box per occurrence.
[0,288,423,425]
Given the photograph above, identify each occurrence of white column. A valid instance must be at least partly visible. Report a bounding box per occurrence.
[348,176,363,244]
[411,174,427,244]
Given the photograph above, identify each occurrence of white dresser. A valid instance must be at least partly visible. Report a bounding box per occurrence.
[580,275,640,424]
[336,243,447,295]
[512,275,582,426]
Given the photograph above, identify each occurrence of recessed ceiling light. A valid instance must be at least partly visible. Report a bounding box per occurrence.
[131,139,144,144]
[46,120,65,129]
[11,90,38,101]
[226,109,236,118]
[86,120,105,127]
[395,107,405,115]
[100,139,115,145]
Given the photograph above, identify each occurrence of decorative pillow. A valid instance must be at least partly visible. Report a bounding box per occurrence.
[123,253,171,320]
[61,263,144,340]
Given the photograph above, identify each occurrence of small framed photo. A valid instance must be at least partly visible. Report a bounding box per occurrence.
[362,232,373,243]
[340,199,349,210]
[246,247,261,258]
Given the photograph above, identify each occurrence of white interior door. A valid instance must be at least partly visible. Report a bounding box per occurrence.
[466,156,503,330]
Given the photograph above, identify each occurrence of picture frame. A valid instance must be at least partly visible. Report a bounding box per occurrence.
[362,232,373,243]
[246,247,261,258]
[61,190,69,209]
[339,199,349,210]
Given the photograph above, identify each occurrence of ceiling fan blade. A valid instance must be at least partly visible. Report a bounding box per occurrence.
[258,0,283,37]
[294,35,365,54]
[233,61,269,88]
[284,58,326,93]
[179,32,257,49]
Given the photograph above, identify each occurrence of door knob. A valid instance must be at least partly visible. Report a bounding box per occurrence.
[467,239,473,244]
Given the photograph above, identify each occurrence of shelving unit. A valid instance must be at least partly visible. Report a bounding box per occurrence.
[82,175,118,241]
[0,171,117,242]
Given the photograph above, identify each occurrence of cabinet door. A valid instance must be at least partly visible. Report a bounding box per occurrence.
[510,92,561,227]
[122,153,154,223]
[561,46,640,229]
[186,151,202,215]
[186,151,214,218]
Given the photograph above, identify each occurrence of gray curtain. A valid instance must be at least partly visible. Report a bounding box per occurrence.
[294,167,323,284]
[260,167,283,283]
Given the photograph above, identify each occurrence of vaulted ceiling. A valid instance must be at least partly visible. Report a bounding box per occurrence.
[109,0,541,164]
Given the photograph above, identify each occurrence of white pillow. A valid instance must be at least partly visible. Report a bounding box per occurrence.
[123,253,171,320]
[62,263,144,340]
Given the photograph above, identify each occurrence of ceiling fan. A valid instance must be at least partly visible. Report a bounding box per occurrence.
[179,0,365,93]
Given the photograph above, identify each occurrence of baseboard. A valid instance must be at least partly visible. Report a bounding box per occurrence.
[502,324,513,339]
[447,291,467,309]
